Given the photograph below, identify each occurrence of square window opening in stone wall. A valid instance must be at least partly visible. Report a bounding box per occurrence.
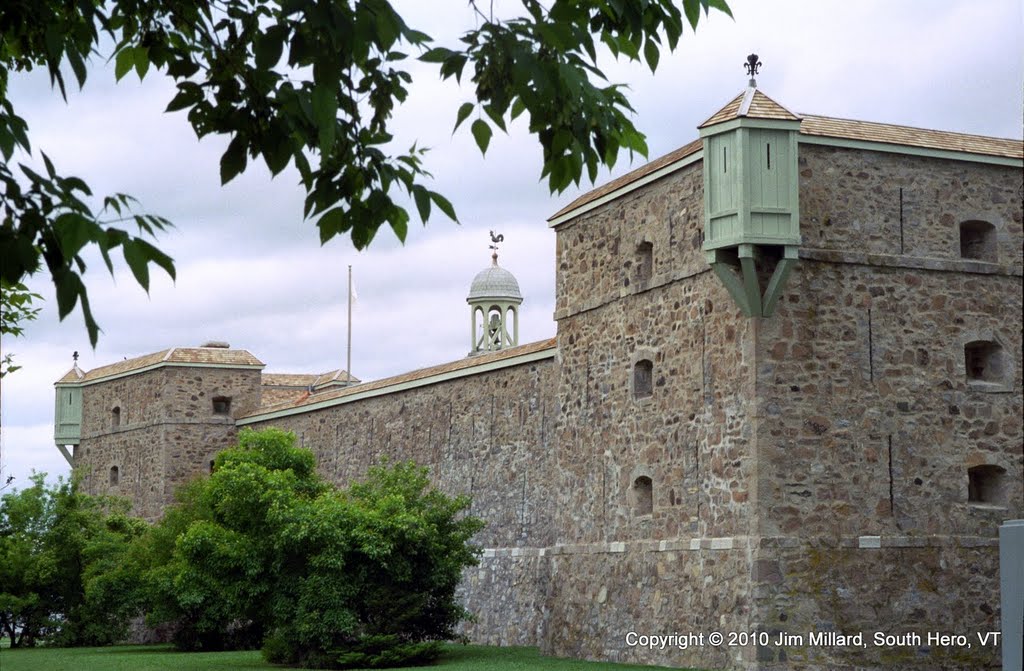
[959,220,997,262]
[633,476,653,516]
[964,340,1005,387]
[967,465,1007,507]
[212,396,232,415]
[111,406,121,428]
[109,465,120,486]
[633,359,653,399]
[636,241,653,283]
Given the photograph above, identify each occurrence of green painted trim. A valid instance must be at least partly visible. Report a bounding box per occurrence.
[708,251,753,316]
[57,362,265,387]
[699,117,802,137]
[548,151,703,228]
[738,245,762,317]
[798,135,1023,167]
[762,246,799,316]
[55,444,74,466]
[704,233,802,250]
[239,346,557,425]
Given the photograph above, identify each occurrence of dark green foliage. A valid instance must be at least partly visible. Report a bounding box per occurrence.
[0,279,40,377]
[0,474,145,647]
[1,0,729,347]
[142,428,482,667]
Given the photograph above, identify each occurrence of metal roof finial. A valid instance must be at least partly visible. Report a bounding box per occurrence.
[745,53,762,88]
[72,350,79,363]
[489,230,504,264]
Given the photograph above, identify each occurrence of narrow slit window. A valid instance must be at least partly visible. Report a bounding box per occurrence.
[723,146,727,173]
[636,241,653,283]
[109,466,119,486]
[633,476,653,516]
[111,406,121,428]
[633,359,653,399]
[766,142,771,169]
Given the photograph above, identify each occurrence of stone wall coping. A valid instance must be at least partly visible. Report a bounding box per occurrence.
[79,416,234,440]
[476,534,1001,558]
[800,248,1023,277]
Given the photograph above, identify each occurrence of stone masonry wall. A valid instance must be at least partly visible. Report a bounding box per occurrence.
[750,146,1023,669]
[77,365,262,519]
[245,357,558,646]
[549,160,764,669]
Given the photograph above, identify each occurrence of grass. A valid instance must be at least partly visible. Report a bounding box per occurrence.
[0,643,693,671]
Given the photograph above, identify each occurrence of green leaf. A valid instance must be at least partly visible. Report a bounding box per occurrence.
[67,47,88,88]
[412,186,430,222]
[389,216,408,243]
[122,240,150,291]
[453,102,474,133]
[317,207,350,245]
[166,83,201,112]
[312,85,338,154]
[134,46,150,80]
[643,39,660,73]
[683,0,701,30]
[419,47,455,63]
[54,213,95,258]
[220,135,248,185]
[470,119,492,155]
[114,48,134,82]
[509,98,526,121]
[708,0,734,18]
[429,191,456,222]
[255,26,287,69]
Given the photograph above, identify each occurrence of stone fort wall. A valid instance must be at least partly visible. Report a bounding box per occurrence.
[69,141,1023,670]
[242,354,559,647]
[75,366,260,520]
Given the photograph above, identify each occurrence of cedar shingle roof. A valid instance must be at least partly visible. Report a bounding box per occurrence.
[549,88,1022,224]
[799,114,1023,160]
[548,139,702,221]
[244,337,557,417]
[57,347,264,384]
[699,89,799,128]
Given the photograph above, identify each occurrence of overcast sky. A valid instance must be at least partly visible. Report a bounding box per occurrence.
[2,0,1022,491]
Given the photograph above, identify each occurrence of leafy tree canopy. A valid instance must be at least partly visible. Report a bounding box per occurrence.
[0,0,731,345]
[0,473,145,647]
[141,428,484,668]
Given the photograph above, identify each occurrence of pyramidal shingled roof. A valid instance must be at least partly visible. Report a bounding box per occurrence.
[55,347,264,385]
[699,87,800,128]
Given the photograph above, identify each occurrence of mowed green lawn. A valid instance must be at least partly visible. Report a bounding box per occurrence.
[0,643,696,671]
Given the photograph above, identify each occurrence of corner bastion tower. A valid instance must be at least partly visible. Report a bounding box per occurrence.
[58,60,1022,670]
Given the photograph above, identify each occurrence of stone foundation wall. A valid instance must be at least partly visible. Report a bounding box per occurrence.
[752,539,1002,670]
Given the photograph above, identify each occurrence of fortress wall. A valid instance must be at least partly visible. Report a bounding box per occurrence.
[547,160,762,667]
[747,147,1023,668]
[245,356,558,647]
[798,145,1023,264]
[78,366,260,519]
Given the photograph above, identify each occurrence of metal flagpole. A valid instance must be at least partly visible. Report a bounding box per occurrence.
[346,264,352,386]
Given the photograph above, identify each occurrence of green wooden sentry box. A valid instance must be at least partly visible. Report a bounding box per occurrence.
[701,115,801,250]
[698,87,802,317]
[54,383,82,445]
